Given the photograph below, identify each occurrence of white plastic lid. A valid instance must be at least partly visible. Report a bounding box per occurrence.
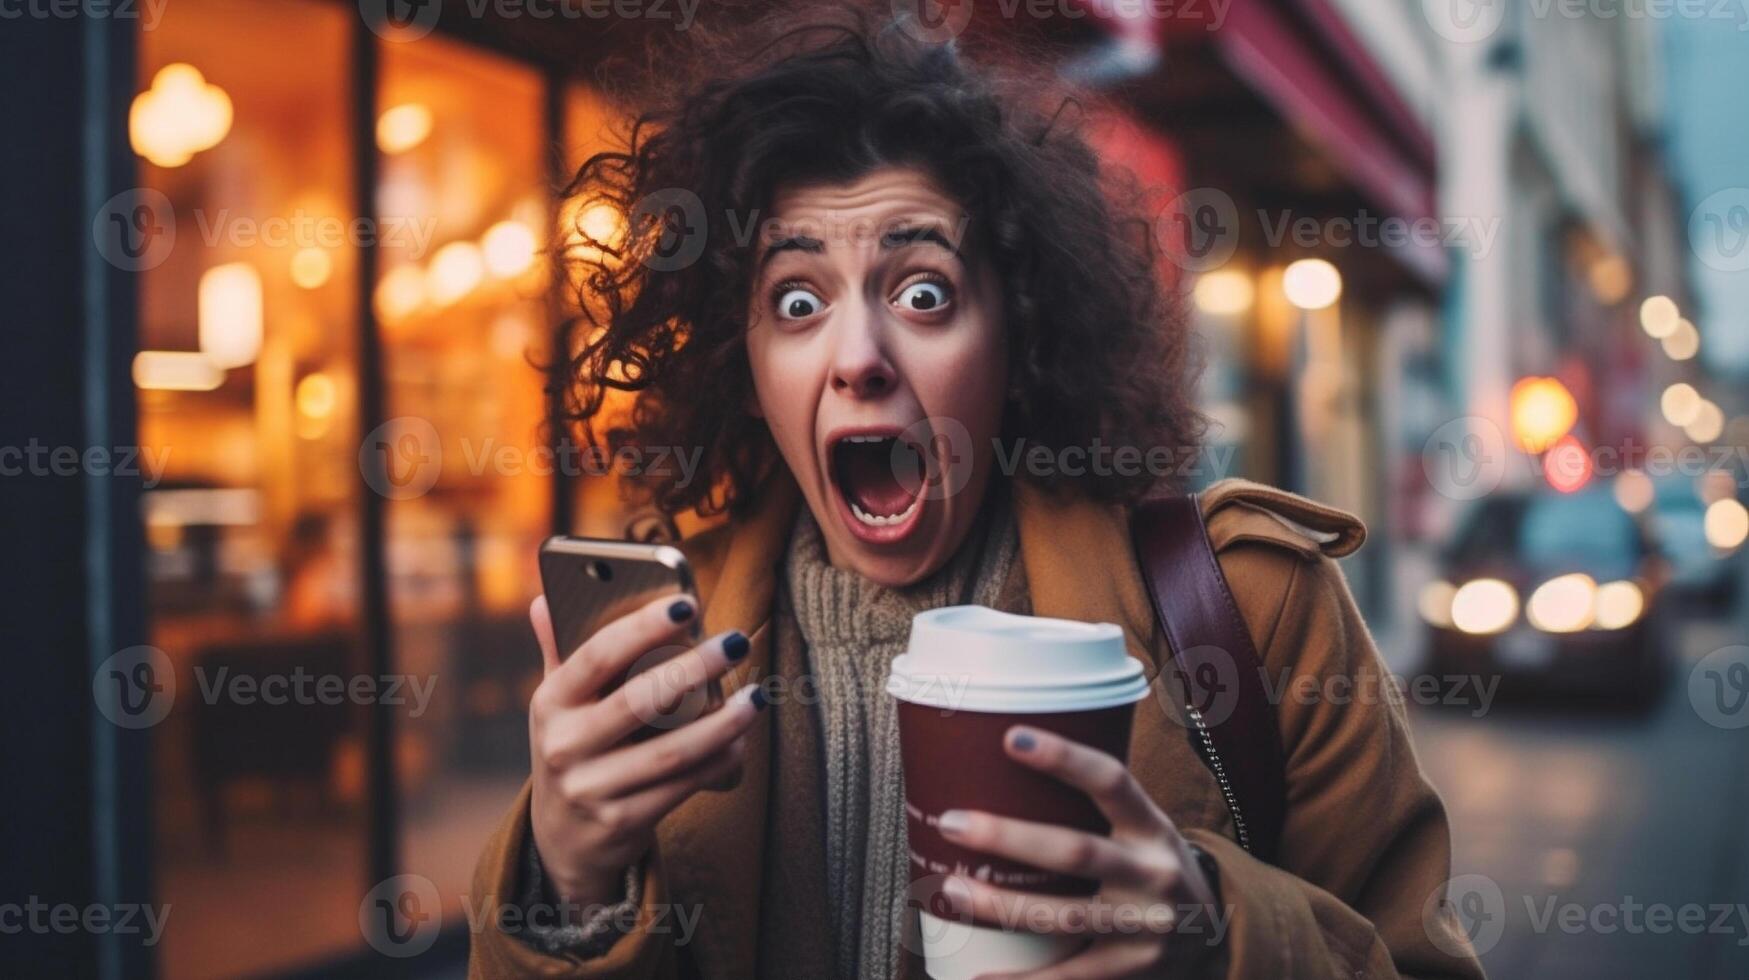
[887,605,1150,713]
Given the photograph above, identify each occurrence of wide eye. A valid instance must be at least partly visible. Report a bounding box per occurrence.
[776,287,824,320]
[895,280,949,313]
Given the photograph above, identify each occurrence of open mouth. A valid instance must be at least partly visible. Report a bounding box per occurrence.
[828,431,927,542]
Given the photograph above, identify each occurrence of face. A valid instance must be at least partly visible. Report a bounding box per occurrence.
[745,167,1007,587]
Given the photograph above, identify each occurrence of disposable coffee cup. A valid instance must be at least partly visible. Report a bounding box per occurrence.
[887,605,1151,980]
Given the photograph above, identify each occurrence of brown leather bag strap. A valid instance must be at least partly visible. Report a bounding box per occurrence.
[1130,494,1286,865]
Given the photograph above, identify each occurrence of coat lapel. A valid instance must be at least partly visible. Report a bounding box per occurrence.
[660,472,800,979]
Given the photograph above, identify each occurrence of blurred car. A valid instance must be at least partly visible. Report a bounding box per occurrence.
[1421,486,1669,703]
[1648,474,1742,610]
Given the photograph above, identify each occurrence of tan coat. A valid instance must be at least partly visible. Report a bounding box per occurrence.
[469,476,1486,979]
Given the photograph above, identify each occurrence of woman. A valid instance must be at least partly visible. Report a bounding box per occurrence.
[471,9,1484,979]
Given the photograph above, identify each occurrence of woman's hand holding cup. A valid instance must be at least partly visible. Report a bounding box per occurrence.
[525,593,764,907]
[934,725,1219,979]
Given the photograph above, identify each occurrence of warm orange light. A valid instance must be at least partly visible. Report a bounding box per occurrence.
[1685,399,1725,443]
[376,104,433,155]
[427,241,485,305]
[198,262,263,369]
[290,247,333,290]
[483,220,539,278]
[1193,270,1254,316]
[130,64,232,168]
[295,372,338,420]
[374,265,426,322]
[1588,254,1631,304]
[133,351,224,391]
[1510,376,1579,453]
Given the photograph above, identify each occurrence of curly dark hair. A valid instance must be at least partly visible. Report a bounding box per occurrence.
[559,4,1202,518]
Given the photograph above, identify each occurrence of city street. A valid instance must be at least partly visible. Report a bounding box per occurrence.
[1411,591,1749,979]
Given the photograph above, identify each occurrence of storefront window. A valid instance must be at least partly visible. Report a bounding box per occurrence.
[376,34,552,920]
[137,2,367,977]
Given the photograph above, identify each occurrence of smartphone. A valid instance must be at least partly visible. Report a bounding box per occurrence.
[538,536,724,734]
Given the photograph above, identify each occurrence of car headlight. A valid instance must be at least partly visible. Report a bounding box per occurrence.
[1418,580,1456,628]
[1527,573,1597,633]
[1451,578,1518,635]
[1593,580,1645,630]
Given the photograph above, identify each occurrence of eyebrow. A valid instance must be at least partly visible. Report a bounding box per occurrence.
[755,222,963,272]
[759,234,825,271]
[879,223,960,256]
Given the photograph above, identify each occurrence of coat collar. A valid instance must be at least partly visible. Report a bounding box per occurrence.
[661,471,1160,977]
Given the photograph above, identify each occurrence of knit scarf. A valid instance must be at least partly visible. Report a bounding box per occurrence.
[779,490,1024,980]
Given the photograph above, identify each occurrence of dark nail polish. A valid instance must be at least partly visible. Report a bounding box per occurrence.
[723,631,750,662]
[668,600,694,623]
[750,685,770,711]
[1012,730,1036,752]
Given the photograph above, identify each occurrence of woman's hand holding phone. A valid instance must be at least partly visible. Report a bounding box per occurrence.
[526,591,763,907]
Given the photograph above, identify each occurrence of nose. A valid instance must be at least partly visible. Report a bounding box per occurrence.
[828,303,896,400]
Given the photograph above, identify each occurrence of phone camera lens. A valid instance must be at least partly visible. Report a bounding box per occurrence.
[587,560,613,582]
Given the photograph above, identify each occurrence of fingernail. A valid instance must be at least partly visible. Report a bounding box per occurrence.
[749,685,770,711]
[723,630,750,662]
[1011,729,1037,753]
[668,599,695,623]
[938,810,969,835]
[942,875,972,913]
